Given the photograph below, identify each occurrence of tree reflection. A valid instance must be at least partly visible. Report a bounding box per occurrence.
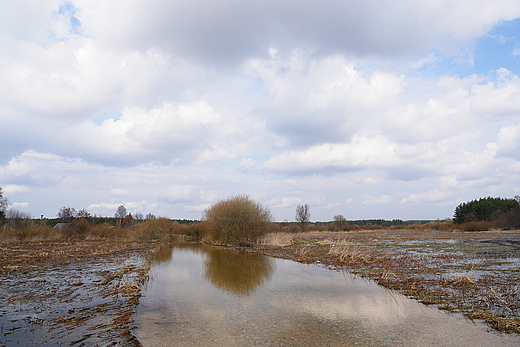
[149,243,208,265]
[204,248,274,297]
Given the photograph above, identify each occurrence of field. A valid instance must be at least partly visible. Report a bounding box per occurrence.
[1,228,519,345]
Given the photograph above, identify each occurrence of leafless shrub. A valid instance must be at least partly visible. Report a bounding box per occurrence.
[456,221,496,232]
[175,222,208,239]
[87,223,127,239]
[203,195,273,245]
[63,218,92,240]
[130,218,178,242]
[5,209,32,229]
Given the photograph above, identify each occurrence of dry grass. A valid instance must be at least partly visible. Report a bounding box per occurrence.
[258,232,294,247]
[0,226,63,242]
[327,241,383,264]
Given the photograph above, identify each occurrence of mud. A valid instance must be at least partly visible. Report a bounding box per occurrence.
[248,229,520,334]
[0,241,158,346]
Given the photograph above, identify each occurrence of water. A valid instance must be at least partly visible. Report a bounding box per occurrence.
[134,243,520,346]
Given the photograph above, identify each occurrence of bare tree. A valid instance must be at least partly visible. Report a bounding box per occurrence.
[295,203,310,232]
[115,205,127,219]
[115,205,127,227]
[58,206,77,223]
[134,211,144,221]
[0,187,9,225]
[77,208,91,219]
[334,214,347,225]
[6,209,32,229]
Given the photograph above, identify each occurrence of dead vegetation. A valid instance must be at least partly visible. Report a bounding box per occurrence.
[0,241,158,346]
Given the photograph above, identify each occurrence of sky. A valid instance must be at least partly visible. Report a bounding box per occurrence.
[1,0,520,222]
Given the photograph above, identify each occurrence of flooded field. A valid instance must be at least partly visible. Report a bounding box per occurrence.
[1,231,518,345]
[0,241,154,346]
[134,243,520,347]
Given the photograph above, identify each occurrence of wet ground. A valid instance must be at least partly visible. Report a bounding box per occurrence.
[1,230,519,345]
[250,230,520,334]
[0,241,157,346]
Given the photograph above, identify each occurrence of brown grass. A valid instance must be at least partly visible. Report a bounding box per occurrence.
[258,232,294,247]
[327,241,384,264]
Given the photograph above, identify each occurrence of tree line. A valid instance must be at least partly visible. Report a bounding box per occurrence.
[2,186,520,244]
[453,196,520,228]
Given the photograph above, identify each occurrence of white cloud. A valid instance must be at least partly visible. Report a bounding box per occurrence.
[185,203,212,213]
[271,197,302,208]
[3,185,29,194]
[400,189,452,204]
[1,1,520,222]
[111,188,129,197]
[11,202,30,209]
[495,123,520,159]
[154,185,196,203]
[237,158,258,172]
[362,195,392,205]
[263,135,399,174]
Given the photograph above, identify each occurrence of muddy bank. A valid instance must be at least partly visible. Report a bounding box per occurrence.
[0,241,158,346]
[248,230,520,334]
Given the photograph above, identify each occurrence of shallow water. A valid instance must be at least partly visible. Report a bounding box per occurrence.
[134,243,520,346]
[0,252,147,346]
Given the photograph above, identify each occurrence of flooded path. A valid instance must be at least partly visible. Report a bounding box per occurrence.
[134,243,520,346]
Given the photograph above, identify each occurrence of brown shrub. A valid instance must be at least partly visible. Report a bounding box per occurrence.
[175,222,209,239]
[130,218,178,242]
[203,195,273,245]
[0,225,62,241]
[282,224,300,233]
[456,220,496,232]
[63,218,92,240]
[87,223,127,239]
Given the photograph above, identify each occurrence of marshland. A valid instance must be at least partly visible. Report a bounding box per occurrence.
[1,195,520,345]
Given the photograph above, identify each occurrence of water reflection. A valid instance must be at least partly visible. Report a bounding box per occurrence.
[135,243,520,347]
[149,242,206,265]
[203,247,274,297]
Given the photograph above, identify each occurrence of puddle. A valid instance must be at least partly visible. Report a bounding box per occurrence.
[134,243,520,346]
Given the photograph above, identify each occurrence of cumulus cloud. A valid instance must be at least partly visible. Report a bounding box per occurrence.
[362,195,392,205]
[495,123,520,159]
[3,185,30,194]
[11,202,30,209]
[400,189,452,205]
[73,0,520,65]
[1,1,520,221]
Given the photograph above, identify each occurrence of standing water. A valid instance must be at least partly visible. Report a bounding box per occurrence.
[134,243,519,346]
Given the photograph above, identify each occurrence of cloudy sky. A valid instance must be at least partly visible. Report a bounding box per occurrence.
[2,1,520,222]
